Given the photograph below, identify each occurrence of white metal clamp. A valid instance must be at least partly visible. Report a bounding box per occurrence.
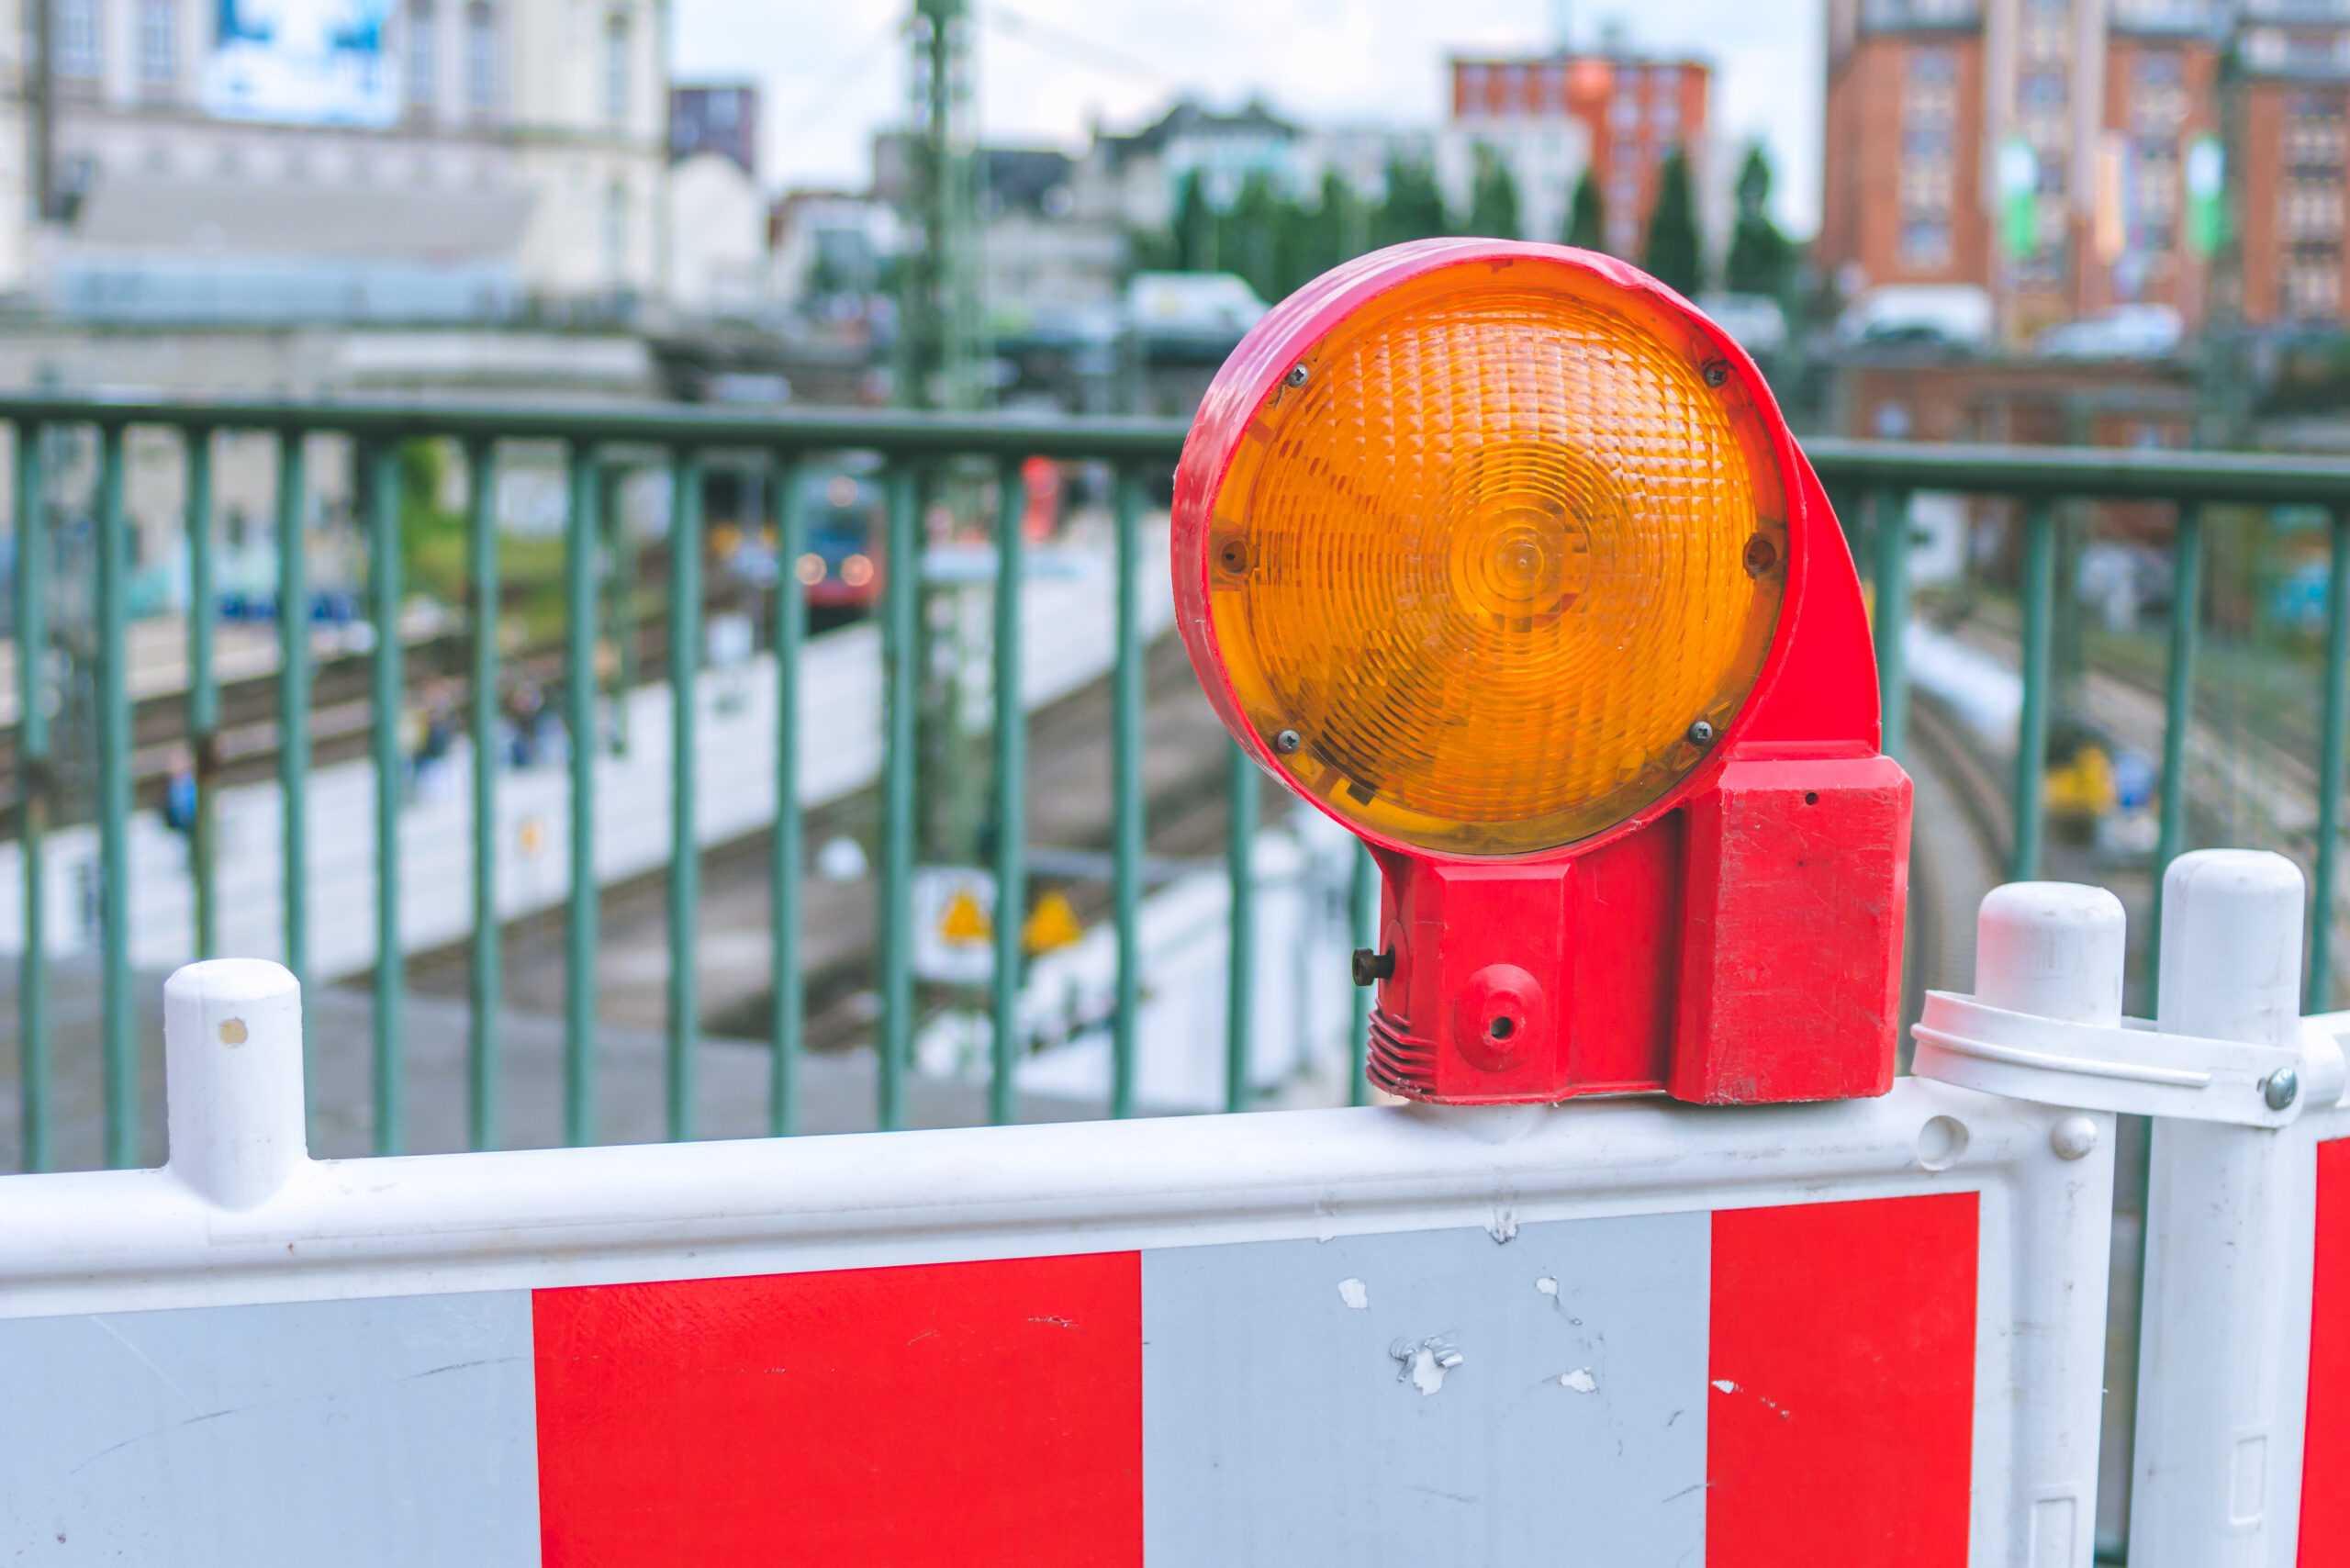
[1914,993,2344,1128]
[1912,859,2347,1127]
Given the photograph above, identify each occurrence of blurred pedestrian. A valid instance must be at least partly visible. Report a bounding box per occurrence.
[507,680,548,769]
[162,744,197,836]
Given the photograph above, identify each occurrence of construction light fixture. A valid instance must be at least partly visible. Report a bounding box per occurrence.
[1173,240,1910,1106]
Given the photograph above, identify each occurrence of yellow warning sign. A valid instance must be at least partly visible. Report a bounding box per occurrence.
[1023,890,1085,954]
[939,888,993,943]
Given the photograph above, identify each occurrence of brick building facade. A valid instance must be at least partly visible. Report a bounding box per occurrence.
[1818,0,2350,341]
[1447,52,1709,254]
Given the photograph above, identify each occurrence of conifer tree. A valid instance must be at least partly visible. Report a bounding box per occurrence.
[1640,147,1703,296]
[1374,155,1449,246]
[1725,144,1794,297]
[1564,169,1607,252]
[1467,143,1521,239]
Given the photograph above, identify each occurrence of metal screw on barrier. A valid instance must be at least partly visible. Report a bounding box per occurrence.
[2263,1067,2300,1111]
[1285,364,1310,387]
[1351,947,1396,987]
[1274,728,1303,755]
[1686,719,1715,745]
[1701,360,1729,388]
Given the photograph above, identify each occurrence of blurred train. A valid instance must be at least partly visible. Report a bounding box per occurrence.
[792,458,887,622]
[756,454,1064,628]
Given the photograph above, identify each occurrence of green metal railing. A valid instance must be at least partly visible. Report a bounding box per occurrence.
[3,398,1241,1170]
[11,399,2350,1173]
[1810,439,2350,1012]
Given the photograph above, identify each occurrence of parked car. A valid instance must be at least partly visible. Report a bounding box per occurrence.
[2036,305,2183,361]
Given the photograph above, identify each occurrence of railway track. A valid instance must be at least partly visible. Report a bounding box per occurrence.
[0,543,719,827]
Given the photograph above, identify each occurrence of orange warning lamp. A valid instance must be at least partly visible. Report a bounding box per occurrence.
[1173,241,1911,1106]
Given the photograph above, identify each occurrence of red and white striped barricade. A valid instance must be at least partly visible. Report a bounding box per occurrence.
[0,957,2112,1565]
[1916,850,2350,1568]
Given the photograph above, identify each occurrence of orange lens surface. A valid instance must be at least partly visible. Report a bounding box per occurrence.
[1205,254,1789,857]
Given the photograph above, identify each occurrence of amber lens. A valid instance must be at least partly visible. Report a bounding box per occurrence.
[1206,255,1788,857]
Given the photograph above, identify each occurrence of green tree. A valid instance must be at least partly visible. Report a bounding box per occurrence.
[1225,170,1289,303]
[1640,146,1703,296]
[1564,169,1607,252]
[1172,167,1216,272]
[1304,168,1362,282]
[1374,154,1449,247]
[394,439,466,602]
[1725,143,1793,297]
[1466,143,1521,239]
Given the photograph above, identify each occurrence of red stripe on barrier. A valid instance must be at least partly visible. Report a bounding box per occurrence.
[532,1253,1143,1567]
[2299,1139,2350,1564]
[1707,1192,1979,1566]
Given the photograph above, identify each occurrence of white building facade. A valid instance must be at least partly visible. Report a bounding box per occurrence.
[0,0,671,312]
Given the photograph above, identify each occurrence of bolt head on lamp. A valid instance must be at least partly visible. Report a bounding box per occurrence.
[1173,241,1913,1107]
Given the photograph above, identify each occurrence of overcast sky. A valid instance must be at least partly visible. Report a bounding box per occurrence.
[673,0,1826,236]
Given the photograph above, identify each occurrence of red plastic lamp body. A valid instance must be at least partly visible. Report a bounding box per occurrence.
[1172,240,1911,1106]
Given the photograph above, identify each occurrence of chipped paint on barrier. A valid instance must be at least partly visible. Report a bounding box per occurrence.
[1336,1278,1368,1310]
[1561,1367,1599,1394]
[1392,1336,1463,1395]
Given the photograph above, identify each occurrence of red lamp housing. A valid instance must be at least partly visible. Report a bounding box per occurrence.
[1172,240,1910,1106]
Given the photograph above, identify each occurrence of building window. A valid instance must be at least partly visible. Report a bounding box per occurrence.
[603,179,628,281]
[2015,0,2072,277]
[57,0,101,79]
[2127,51,2188,261]
[465,2,497,115]
[603,13,631,128]
[1898,47,1958,270]
[138,0,175,86]
[406,0,437,109]
[2281,90,2347,321]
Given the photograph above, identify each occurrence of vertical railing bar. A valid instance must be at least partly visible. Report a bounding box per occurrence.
[666,447,703,1143]
[2310,505,2350,1014]
[366,441,405,1155]
[465,437,501,1151]
[601,462,634,754]
[185,427,219,960]
[770,452,805,1137]
[2010,497,2057,881]
[2150,503,2204,1007]
[1111,467,1143,1119]
[1225,740,1255,1115]
[1872,488,1913,763]
[95,422,133,1169]
[1348,843,1373,1108]
[14,422,49,1171]
[276,431,310,1003]
[990,457,1024,1126]
[564,442,600,1147]
[877,464,921,1133]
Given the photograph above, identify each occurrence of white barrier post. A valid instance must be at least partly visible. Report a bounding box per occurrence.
[2132,850,2312,1567]
[1973,881,2124,1566]
[162,959,308,1210]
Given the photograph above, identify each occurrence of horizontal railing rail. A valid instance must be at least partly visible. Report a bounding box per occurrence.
[0,395,1196,461]
[5,394,2350,1186]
